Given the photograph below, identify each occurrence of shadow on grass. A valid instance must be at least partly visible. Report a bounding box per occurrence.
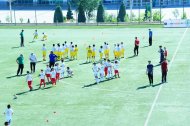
[154,64,161,67]
[11,46,20,49]
[82,77,116,88]
[137,82,163,90]
[29,41,35,43]
[141,45,149,48]
[79,62,92,65]
[126,55,136,59]
[6,74,27,79]
[16,86,53,95]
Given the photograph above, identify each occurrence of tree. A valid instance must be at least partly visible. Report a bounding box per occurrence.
[181,12,187,19]
[96,2,105,22]
[117,1,126,22]
[78,3,86,23]
[53,6,64,23]
[153,10,164,21]
[172,9,179,19]
[71,0,100,20]
[144,4,151,21]
[66,2,74,20]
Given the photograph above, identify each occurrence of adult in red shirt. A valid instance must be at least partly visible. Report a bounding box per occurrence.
[161,58,168,83]
[134,37,140,56]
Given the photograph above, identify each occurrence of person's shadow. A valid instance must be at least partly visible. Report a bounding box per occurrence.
[6,74,27,79]
[11,46,20,49]
[136,82,163,90]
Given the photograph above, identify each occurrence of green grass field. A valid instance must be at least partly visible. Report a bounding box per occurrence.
[0,26,190,126]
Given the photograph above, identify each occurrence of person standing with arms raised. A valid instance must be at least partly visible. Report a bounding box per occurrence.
[149,29,153,46]
[134,37,140,56]
[16,54,24,76]
[20,29,24,47]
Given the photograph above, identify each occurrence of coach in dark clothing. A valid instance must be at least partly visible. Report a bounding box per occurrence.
[20,30,24,47]
[16,54,24,76]
[158,46,164,63]
[146,61,153,85]
[149,29,153,46]
[49,51,57,68]
[161,58,168,83]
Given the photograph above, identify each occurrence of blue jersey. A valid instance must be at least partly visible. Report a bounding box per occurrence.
[147,64,153,74]
[149,31,153,38]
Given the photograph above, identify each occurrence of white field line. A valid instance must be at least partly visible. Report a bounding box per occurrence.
[143,28,188,126]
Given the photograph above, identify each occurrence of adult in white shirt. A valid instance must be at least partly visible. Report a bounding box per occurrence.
[4,104,13,126]
[29,53,37,73]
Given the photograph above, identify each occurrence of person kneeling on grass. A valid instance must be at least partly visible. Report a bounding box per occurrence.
[26,71,33,91]
[66,67,73,77]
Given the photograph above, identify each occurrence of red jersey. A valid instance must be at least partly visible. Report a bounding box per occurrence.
[135,39,140,46]
[161,61,168,72]
[164,50,168,57]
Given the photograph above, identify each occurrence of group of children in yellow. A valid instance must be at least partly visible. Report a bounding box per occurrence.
[25,30,125,91]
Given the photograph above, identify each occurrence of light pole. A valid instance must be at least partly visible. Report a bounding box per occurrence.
[183,0,184,18]
[8,0,13,23]
[160,0,162,24]
[138,0,140,24]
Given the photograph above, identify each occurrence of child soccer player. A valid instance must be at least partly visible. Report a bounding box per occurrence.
[60,59,65,79]
[55,63,61,81]
[61,44,65,59]
[103,42,107,58]
[33,30,38,41]
[99,62,105,82]
[50,68,56,86]
[70,45,75,60]
[113,44,117,59]
[86,45,92,63]
[116,44,121,59]
[57,44,62,60]
[120,42,125,58]
[92,44,96,62]
[69,42,74,58]
[99,46,103,60]
[164,47,168,59]
[52,44,56,54]
[106,43,110,59]
[74,45,78,60]
[65,41,69,58]
[42,44,47,61]
[4,104,13,126]
[66,67,73,77]
[103,58,108,77]
[39,69,46,88]
[42,32,47,41]
[45,65,51,83]
[92,63,100,84]
[107,59,113,79]
[114,60,120,78]
[26,71,33,91]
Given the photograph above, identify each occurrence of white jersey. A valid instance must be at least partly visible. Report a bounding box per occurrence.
[103,61,108,68]
[26,74,32,81]
[70,47,75,52]
[121,44,124,49]
[51,70,56,78]
[92,47,96,52]
[42,46,46,51]
[52,46,56,52]
[106,45,110,50]
[54,66,61,73]
[45,67,51,74]
[116,46,121,52]
[99,48,103,53]
[39,72,45,79]
[5,108,13,121]
[57,47,61,52]
[107,62,112,71]
[114,63,119,70]
[61,45,65,52]
[100,65,104,74]
[34,31,38,36]
[93,65,99,76]
[70,44,73,50]
[60,63,65,72]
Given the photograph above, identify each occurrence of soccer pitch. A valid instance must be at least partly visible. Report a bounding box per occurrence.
[0,26,190,126]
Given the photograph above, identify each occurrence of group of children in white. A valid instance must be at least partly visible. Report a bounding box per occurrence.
[92,59,120,84]
[26,59,73,91]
